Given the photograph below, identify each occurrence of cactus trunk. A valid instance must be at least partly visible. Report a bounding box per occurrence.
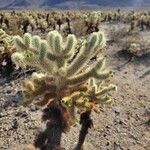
[75,110,93,150]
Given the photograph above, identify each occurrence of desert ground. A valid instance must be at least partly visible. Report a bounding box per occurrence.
[0,10,150,150]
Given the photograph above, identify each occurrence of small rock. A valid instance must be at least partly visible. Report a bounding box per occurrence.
[30,105,38,112]
[6,89,11,94]
[106,141,110,146]
[15,110,28,118]
[112,107,120,115]
[0,113,4,118]
[105,125,111,129]
[12,119,19,129]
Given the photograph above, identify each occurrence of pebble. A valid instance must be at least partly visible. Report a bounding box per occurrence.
[6,89,11,94]
[112,107,120,115]
[12,119,19,129]
[15,111,28,118]
[29,105,39,112]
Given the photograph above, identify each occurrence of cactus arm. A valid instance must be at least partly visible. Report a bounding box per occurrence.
[64,34,77,55]
[93,70,112,80]
[53,33,63,55]
[66,70,93,85]
[14,36,27,51]
[67,105,76,124]
[97,95,111,103]
[47,30,60,55]
[13,34,58,73]
[32,35,41,49]
[47,52,59,61]
[23,82,57,105]
[66,34,98,77]
[97,32,106,49]
[66,32,106,77]
[23,33,32,48]
[11,52,26,68]
[39,40,47,61]
[95,84,117,96]
[66,57,105,85]
[63,92,83,124]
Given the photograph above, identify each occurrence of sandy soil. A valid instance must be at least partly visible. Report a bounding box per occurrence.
[0,23,150,150]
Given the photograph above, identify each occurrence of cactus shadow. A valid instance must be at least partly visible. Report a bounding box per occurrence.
[0,68,36,86]
[117,49,133,59]
[0,91,23,112]
[139,70,150,79]
[133,51,150,67]
[114,49,133,70]
[116,50,150,70]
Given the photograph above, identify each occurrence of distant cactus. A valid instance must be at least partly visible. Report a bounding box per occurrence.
[37,18,48,33]
[0,29,14,53]
[128,43,141,54]
[12,30,116,149]
[0,29,15,78]
[85,12,102,34]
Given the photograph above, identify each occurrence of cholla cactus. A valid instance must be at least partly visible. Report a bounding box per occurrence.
[138,13,150,31]
[0,29,14,54]
[12,30,116,150]
[37,19,48,33]
[1,22,7,30]
[128,43,141,54]
[85,12,102,34]
[6,14,23,35]
[87,11,101,25]
[0,29,15,77]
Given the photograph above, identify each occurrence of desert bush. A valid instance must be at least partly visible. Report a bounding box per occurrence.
[109,25,150,57]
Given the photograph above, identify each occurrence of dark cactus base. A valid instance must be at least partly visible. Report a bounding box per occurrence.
[74,110,93,150]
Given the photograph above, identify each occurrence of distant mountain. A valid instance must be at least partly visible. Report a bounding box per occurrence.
[9,0,31,7]
[0,0,149,9]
